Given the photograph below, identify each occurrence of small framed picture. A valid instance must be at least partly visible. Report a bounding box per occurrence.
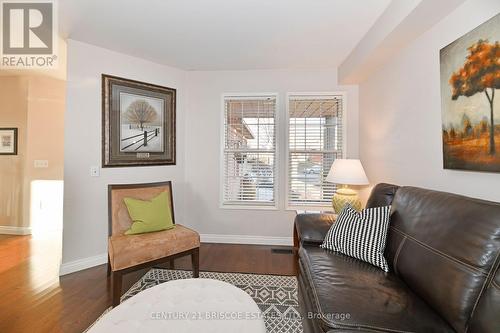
[102,74,176,167]
[0,128,18,155]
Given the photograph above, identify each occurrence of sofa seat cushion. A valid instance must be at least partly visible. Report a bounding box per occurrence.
[108,224,200,271]
[299,245,453,332]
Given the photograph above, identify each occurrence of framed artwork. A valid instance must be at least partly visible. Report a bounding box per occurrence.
[440,13,499,172]
[102,74,176,167]
[0,128,18,155]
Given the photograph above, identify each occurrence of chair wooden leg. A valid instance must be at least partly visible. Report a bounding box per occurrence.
[192,247,200,278]
[107,255,111,277]
[112,270,122,307]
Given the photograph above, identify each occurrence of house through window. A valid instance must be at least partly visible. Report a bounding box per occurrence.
[222,95,277,207]
[221,93,344,209]
[287,94,344,207]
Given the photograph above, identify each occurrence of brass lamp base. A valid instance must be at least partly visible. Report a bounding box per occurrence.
[332,186,362,213]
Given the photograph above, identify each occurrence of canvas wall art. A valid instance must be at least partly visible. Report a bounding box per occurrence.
[102,75,176,167]
[440,13,499,172]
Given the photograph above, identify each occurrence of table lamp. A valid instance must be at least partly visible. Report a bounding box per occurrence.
[326,159,369,213]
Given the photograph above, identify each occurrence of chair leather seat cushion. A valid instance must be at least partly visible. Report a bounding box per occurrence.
[108,224,200,271]
[299,245,453,332]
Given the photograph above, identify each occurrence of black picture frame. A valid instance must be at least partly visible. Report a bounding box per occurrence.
[102,74,176,167]
[0,128,18,155]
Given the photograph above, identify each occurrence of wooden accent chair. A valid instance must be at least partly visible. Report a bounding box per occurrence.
[107,181,200,306]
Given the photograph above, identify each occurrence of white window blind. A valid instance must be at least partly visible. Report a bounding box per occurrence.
[223,95,277,206]
[287,94,343,207]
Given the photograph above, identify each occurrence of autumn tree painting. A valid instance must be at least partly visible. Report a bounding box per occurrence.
[449,40,499,154]
[440,13,499,172]
[124,99,158,130]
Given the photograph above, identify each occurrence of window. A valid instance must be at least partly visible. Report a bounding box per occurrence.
[222,95,277,207]
[287,94,344,207]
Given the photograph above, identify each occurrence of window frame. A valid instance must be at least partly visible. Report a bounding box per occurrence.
[284,92,347,211]
[219,93,280,210]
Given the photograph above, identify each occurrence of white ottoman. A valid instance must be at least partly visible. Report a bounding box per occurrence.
[88,278,267,333]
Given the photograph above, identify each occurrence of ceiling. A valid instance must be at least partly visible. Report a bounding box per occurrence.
[59,0,391,71]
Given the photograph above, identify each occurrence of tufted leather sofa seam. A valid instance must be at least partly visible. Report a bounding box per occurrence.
[390,227,489,276]
[464,250,500,333]
[392,236,407,276]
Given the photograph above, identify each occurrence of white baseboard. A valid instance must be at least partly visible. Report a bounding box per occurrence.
[59,253,108,276]
[58,234,292,276]
[200,234,293,246]
[0,225,32,235]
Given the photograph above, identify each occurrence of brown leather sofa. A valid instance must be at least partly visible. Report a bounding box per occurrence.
[296,183,500,333]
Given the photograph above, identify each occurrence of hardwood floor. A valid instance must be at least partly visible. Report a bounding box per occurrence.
[0,233,297,333]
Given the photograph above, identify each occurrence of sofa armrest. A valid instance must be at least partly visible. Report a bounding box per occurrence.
[294,213,335,246]
[325,326,384,333]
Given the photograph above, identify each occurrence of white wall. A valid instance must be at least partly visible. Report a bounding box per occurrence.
[62,40,188,271]
[62,42,358,272]
[61,0,500,273]
[185,70,359,241]
[359,0,500,202]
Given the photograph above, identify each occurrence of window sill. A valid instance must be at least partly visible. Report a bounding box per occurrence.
[220,204,278,211]
[286,205,334,212]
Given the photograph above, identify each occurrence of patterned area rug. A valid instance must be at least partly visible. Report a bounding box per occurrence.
[91,269,302,333]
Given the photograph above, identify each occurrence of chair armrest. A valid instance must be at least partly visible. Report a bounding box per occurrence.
[294,213,335,246]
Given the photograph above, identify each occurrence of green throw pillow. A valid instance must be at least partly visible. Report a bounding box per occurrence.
[123,191,174,235]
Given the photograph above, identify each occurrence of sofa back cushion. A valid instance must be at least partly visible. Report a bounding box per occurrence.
[366,183,400,265]
[365,183,399,209]
[387,186,500,332]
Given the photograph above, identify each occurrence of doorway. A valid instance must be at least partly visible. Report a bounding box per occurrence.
[30,180,64,237]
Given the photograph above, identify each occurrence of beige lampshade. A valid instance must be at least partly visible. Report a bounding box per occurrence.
[326,159,369,185]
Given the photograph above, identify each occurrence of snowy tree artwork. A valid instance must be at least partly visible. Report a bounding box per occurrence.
[119,93,165,153]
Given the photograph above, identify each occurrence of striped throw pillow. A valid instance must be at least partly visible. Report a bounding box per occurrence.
[320,204,392,272]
